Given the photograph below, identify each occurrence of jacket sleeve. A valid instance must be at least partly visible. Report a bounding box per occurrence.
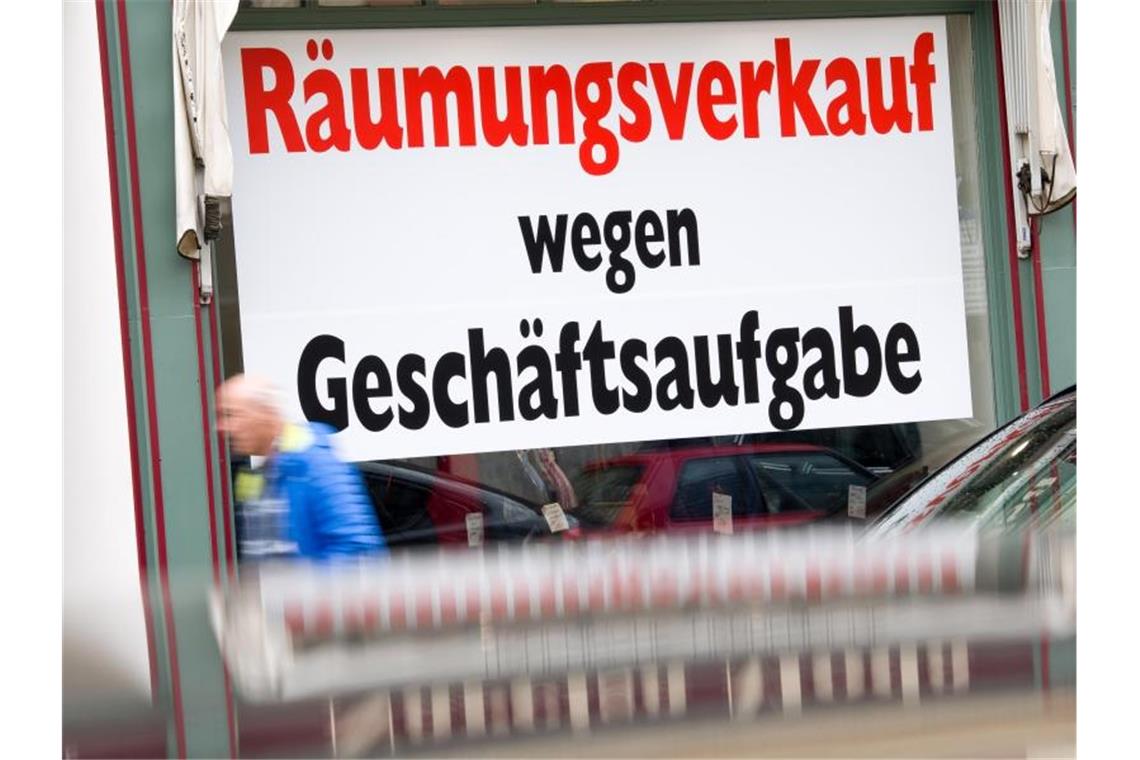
[296,444,388,558]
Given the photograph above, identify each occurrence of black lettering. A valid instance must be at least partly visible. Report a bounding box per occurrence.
[735,311,763,404]
[765,327,804,430]
[432,351,469,428]
[297,334,349,431]
[517,345,559,420]
[635,210,666,268]
[468,328,515,423]
[801,327,840,400]
[693,334,739,407]
[654,336,694,410]
[666,208,700,266]
[839,306,882,397]
[518,214,568,273]
[352,354,394,432]
[885,322,922,394]
[602,210,635,294]
[619,339,652,412]
[555,321,582,417]
[570,212,603,271]
[396,354,430,430]
[582,321,620,415]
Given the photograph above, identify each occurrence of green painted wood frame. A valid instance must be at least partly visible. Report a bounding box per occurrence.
[96,2,239,757]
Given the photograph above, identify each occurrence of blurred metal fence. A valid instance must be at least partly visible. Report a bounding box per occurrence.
[210,525,1074,756]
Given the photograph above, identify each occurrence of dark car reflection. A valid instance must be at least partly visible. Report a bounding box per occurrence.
[358,460,580,548]
[571,443,876,533]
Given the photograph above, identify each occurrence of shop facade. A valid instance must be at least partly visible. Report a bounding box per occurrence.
[65,1,1076,757]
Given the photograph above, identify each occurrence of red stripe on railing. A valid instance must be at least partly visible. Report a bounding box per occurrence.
[941,553,960,594]
[284,603,306,636]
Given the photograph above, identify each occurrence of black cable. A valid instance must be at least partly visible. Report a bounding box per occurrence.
[1029,152,1060,215]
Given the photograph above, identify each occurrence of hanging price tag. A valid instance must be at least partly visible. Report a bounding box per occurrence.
[848,484,867,519]
[542,503,570,533]
[466,512,484,547]
[712,491,733,534]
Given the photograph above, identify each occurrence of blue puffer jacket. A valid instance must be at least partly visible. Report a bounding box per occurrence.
[265,421,387,560]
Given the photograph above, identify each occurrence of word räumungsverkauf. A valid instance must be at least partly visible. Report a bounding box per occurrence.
[240,32,939,175]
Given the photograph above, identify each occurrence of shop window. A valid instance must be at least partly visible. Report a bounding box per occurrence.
[216,14,1003,543]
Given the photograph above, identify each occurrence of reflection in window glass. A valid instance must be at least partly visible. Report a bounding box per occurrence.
[362,472,437,545]
[671,457,758,522]
[216,15,1003,543]
[939,405,1076,524]
[572,464,643,528]
[749,452,875,514]
[872,393,1076,533]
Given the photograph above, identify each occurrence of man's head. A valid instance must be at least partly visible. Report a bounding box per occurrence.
[216,374,284,457]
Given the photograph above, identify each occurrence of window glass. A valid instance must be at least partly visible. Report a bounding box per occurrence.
[749,452,875,514]
[486,496,551,540]
[938,402,1076,521]
[572,464,644,528]
[216,15,1003,543]
[364,474,438,545]
[981,437,1076,531]
[671,457,758,522]
[871,393,1076,533]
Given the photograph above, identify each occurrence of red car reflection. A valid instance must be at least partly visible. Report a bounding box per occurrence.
[570,443,877,534]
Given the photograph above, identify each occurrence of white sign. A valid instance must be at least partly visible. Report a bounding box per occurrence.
[848,484,868,519]
[465,512,484,547]
[712,492,734,535]
[223,17,971,461]
[542,503,570,534]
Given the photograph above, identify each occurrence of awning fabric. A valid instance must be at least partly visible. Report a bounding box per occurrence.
[174,0,239,259]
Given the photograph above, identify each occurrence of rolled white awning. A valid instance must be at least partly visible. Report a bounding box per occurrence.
[1033,0,1075,213]
[998,0,1075,235]
[173,0,239,260]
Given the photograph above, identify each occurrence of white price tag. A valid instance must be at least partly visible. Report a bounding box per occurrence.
[542,503,570,533]
[712,491,733,534]
[847,484,867,519]
[466,512,484,547]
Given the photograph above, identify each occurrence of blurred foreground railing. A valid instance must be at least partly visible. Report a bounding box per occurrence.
[210,525,1074,756]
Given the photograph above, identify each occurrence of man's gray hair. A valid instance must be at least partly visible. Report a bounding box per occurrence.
[220,374,282,413]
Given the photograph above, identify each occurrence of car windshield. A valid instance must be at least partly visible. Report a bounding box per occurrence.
[873,392,1076,532]
[572,464,644,527]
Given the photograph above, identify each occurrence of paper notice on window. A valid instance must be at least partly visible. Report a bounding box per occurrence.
[848,484,867,519]
[712,492,733,534]
[466,512,484,547]
[542,503,570,533]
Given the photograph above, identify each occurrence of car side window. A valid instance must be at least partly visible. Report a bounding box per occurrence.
[748,453,874,513]
[485,497,546,541]
[671,457,761,522]
[366,474,438,545]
